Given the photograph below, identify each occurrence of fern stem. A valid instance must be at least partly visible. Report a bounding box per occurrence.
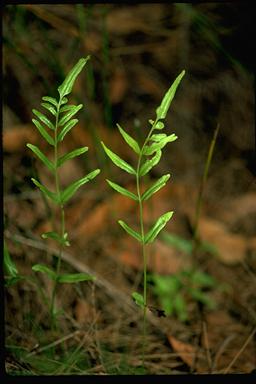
[136,121,159,367]
[50,100,66,330]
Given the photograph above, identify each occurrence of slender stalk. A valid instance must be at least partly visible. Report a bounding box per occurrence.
[136,122,159,366]
[193,123,220,241]
[49,99,66,329]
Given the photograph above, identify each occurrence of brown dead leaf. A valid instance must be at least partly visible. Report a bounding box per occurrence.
[109,237,190,274]
[3,125,37,152]
[109,68,127,104]
[74,299,94,325]
[199,217,247,265]
[106,8,148,34]
[167,335,196,368]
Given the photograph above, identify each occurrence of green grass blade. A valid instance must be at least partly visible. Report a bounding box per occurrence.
[118,220,142,242]
[60,169,100,204]
[58,104,83,126]
[117,123,140,154]
[4,240,18,277]
[57,147,88,167]
[26,143,55,173]
[57,273,95,283]
[31,178,59,204]
[32,119,55,146]
[145,211,173,244]
[156,70,185,120]
[139,150,162,176]
[58,56,90,98]
[32,264,57,281]
[41,102,57,116]
[141,174,170,201]
[42,96,58,107]
[57,119,78,142]
[32,109,55,130]
[101,141,136,175]
[106,179,138,201]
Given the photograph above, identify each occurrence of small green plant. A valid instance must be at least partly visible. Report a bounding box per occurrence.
[101,70,185,365]
[149,268,217,322]
[26,56,100,328]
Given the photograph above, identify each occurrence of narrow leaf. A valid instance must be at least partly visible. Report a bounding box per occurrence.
[60,104,76,113]
[142,174,170,201]
[143,134,177,156]
[101,141,136,175]
[57,147,88,167]
[156,70,185,120]
[117,123,140,154]
[32,264,57,281]
[57,273,95,283]
[32,119,54,146]
[58,104,83,126]
[26,144,55,173]
[60,169,100,204]
[4,241,18,277]
[150,133,167,142]
[132,292,145,308]
[58,56,90,98]
[60,97,68,105]
[139,150,162,176]
[31,178,59,204]
[106,179,138,201]
[118,220,142,242]
[42,231,70,246]
[145,211,173,244]
[57,119,78,142]
[32,109,55,130]
[41,102,56,116]
[42,96,58,107]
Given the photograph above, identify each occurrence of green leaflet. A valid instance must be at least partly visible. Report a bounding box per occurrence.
[26,144,55,173]
[139,150,162,176]
[32,264,57,281]
[150,133,167,142]
[58,104,83,126]
[142,134,177,156]
[4,240,18,277]
[106,179,138,201]
[117,123,140,154]
[57,119,78,142]
[42,231,70,246]
[32,119,54,146]
[60,104,76,113]
[156,70,185,120]
[101,141,136,175]
[132,292,145,308]
[148,120,165,130]
[42,96,58,107]
[57,147,88,167]
[41,102,56,116]
[118,220,142,242]
[60,169,100,204]
[145,211,173,244]
[57,273,95,283]
[141,174,170,201]
[32,109,55,130]
[31,178,59,204]
[58,56,90,98]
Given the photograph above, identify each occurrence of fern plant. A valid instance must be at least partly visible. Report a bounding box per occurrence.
[101,70,185,365]
[26,56,100,328]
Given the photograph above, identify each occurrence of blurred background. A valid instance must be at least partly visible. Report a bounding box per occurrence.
[3,3,255,375]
